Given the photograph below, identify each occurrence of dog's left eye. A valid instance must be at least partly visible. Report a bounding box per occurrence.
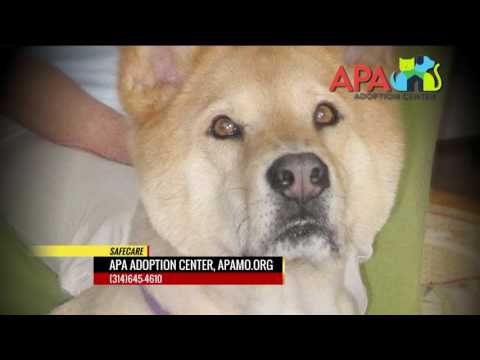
[209,115,243,140]
[313,102,339,128]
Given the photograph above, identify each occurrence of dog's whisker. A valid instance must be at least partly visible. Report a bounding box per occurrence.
[236,216,249,238]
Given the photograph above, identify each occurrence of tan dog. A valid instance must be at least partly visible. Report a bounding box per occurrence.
[52,46,405,314]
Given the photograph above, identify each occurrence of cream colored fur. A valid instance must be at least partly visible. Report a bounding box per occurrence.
[52,46,405,315]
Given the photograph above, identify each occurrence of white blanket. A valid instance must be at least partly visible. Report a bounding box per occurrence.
[0,118,138,295]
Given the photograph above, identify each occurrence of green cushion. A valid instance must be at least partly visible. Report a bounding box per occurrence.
[0,46,451,314]
[363,46,451,314]
[0,220,70,314]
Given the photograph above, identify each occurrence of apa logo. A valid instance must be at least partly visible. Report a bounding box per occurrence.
[390,56,442,92]
[329,64,392,92]
[329,55,443,93]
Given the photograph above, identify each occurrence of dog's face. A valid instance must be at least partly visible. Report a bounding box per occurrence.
[120,46,405,263]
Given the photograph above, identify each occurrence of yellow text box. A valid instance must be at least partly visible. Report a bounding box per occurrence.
[32,245,149,257]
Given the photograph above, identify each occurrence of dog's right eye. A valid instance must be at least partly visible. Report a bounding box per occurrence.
[208,115,243,140]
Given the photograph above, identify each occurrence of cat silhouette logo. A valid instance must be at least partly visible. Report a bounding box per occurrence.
[390,56,442,92]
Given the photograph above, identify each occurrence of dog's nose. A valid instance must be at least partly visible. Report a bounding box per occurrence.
[266,152,329,203]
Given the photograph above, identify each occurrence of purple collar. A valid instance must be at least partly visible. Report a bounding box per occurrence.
[139,286,169,315]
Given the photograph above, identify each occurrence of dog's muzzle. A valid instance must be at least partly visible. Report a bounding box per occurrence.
[264,152,336,251]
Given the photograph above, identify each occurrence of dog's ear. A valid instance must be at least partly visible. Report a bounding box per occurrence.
[118,46,200,121]
[343,46,397,70]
